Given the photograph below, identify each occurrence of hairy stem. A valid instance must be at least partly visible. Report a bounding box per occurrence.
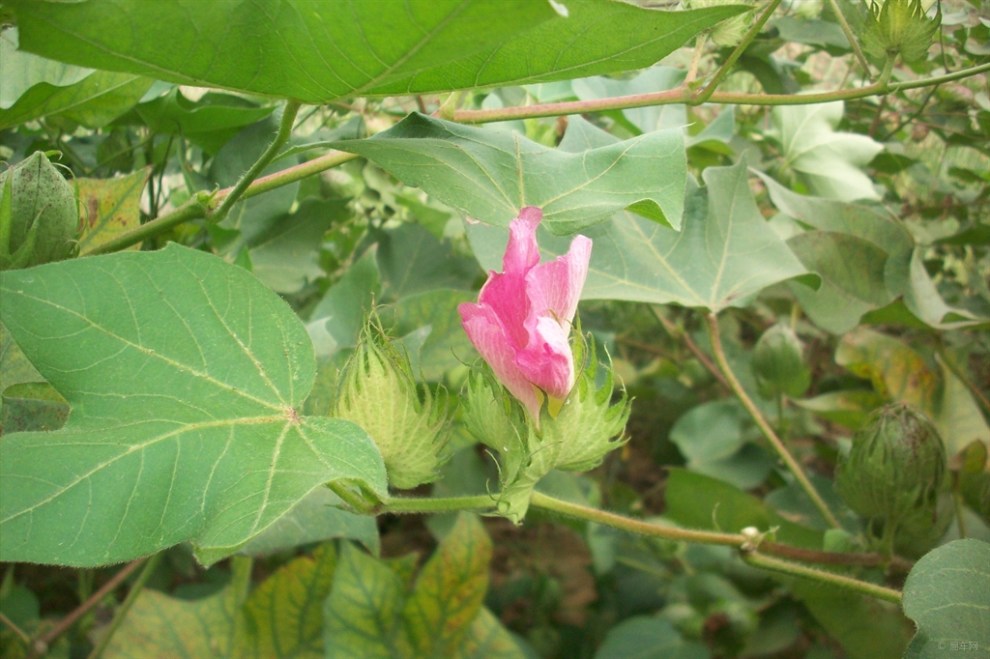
[693,0,783,104]
[86,149,359,255]
[705,313,841,529]
[825,0,873,76]
[451,62,990,123]
[210,99,302,224]
[381,493,497,515]
[742,550,903,604]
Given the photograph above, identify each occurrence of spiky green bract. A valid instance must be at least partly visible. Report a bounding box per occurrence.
[542,340,630,472]
[862,0,940,64]
[0,152,78,270]
[751,324,810,400]
[333,322,448,490]
[462,334,629,523]
[835,403,953,557]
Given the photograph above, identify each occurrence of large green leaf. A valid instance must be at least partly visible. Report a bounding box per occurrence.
[8,0,743,103]
[333,113,687,232]
[0,245,387,567]
[468,160,816,311]
[902,539,990,658]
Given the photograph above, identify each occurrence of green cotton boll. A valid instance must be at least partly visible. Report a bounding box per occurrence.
[0,152,78,270]
[861,0,941,64]
[751,324,811,399]
[332,325,448,490]
[835,403,952,555]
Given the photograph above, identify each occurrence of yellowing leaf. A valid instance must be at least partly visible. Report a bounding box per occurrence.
[76,167,150,254]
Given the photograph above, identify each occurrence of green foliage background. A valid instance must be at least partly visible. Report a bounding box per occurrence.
[1,0,988,657]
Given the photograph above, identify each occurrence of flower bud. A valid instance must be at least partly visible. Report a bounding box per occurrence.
[751,324,810,399]
[835,403,952,555]
[332,322,447,490]
[464,336,629,522]
[1,152,78,270]
[862,0,940,64]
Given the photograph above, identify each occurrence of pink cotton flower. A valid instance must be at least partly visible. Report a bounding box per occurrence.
[459,207,592,419]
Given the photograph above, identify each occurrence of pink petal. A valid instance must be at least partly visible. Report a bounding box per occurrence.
[478,270,531,350]
[515,315,575,399]
[458,302,542,419]
[502,207,542,274]
[526,235,592,324]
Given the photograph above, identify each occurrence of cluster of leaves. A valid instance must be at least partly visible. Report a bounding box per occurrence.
[1,0,989,658]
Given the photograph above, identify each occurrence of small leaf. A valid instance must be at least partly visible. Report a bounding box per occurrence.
[772,102,883,201]
[902,539,990,658]
[76,168,150,254]
[0,245,387,566]
[334,113,687,232]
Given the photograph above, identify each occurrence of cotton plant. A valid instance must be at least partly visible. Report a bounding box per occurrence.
[458,207,630,521]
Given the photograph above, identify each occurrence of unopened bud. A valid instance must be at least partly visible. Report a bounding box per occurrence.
[835,403,952,555]
[1,152,78,270]
[333,322,447,490]
[751,324,810,399]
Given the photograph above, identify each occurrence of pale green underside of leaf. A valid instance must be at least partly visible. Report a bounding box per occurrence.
[902,539,990,659]
[468,160,817,312]
[0,245,386,567]
[333,113,687,232]
[8,0,744,103]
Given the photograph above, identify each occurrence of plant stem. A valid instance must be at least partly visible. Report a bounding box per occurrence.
[381,493,497,515]
[825,0,873,76]
[450,62,990,123]
[705,313,841,529]
[0,611,30,646]
[209,99,302,224]
[531,490,746,545]
[328,481,380,515]
[742,550,903,604]
[693,0,783,104]
[651,306,730,390]
[86,149,359,255]
[26,557,148,659]
[87,553,161,659]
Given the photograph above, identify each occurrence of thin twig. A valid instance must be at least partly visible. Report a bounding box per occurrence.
[87,553,162,659]
[693,0,784,104]
[706,313,841,529]
[651,306,730,390]
[27,558,147,659]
